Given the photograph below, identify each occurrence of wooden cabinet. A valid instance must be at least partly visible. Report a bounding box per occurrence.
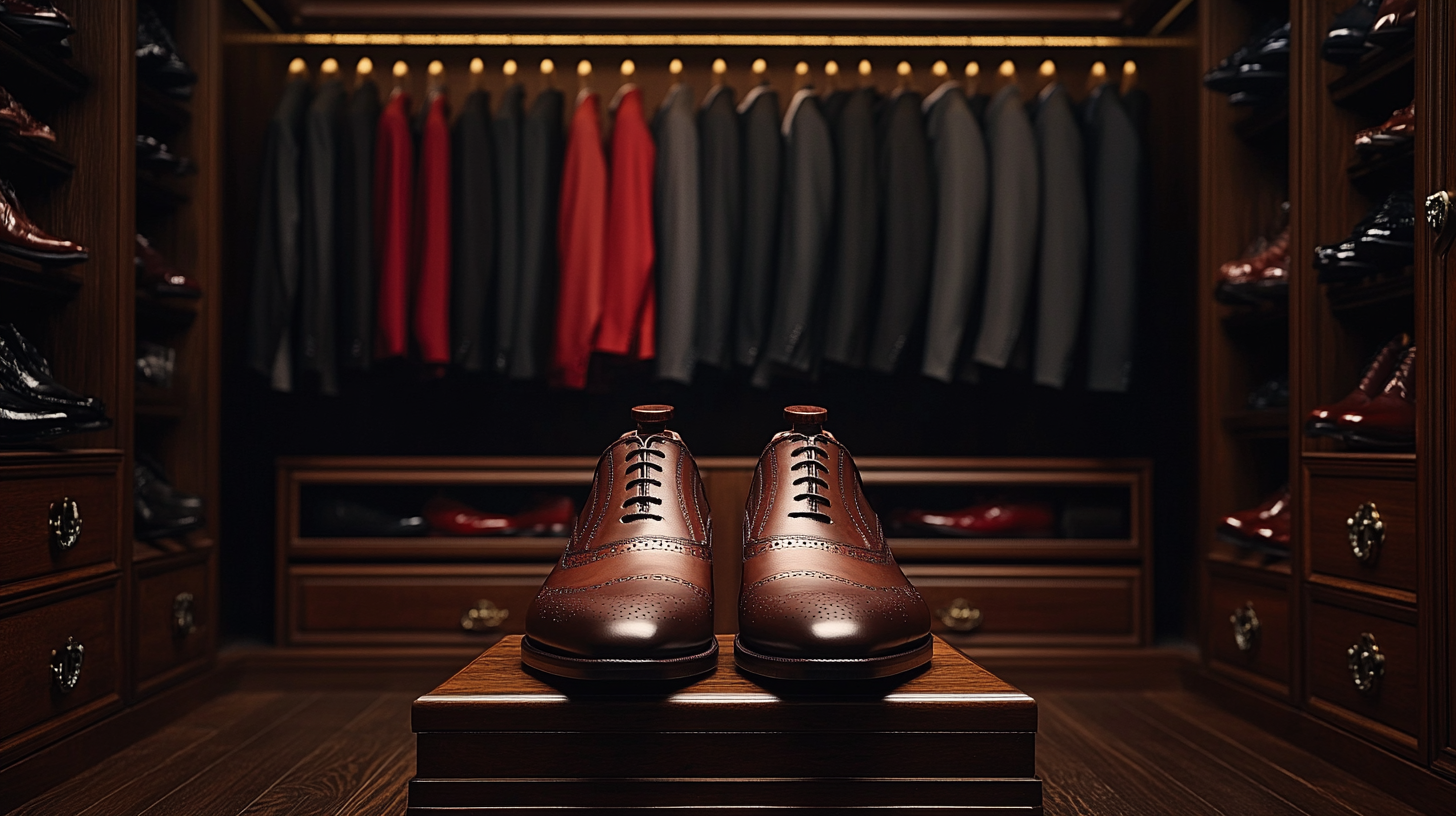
[1303,457,1417,596]
[0,453,123,596]
[134,556,213,696]
[1206,571,1291,693]
[1306,590,1421,757]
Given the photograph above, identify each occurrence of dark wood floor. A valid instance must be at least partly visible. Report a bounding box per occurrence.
[6,679,1426,815]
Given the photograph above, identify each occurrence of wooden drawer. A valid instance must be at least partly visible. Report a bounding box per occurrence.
[1304,463,1416,595]
[0,455,123,594]
[0,579,122,764]
[1307,594,1420,756]
[902,566,1142,646]
[288,564,552,646]
[135,559,211,695]
[1206,573,1289,692]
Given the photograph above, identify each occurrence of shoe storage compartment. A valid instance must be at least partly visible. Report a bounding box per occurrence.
[1302,455,1416,596]
[134,554,212,696]
[0,452,123,594]
[0,577,122,766]
[1305,588,1420,757]
[1206,569,1291,693]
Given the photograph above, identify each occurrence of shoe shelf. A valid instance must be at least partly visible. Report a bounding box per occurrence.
[1302,450,1416,466]
[135,174,190,212]
[888,537,1139,562]
[0,132,74,183]
[1207,538,1292,577]
[288,536,568,562]
[1325,271,1413,317]
[134,292,198,331]
[1219,301,1288,333]
[1328,43,1414,113]
[1222,408,1289,438]
[136,84,191,135]
[134,390,187,422]
[1346,144,1413,191]
[134,535,214,571]
[0,252,80,298]
[1232,101,1289,145]
[0,23,86,102]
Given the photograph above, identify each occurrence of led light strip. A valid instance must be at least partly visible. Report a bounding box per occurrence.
[224,32,1194,49]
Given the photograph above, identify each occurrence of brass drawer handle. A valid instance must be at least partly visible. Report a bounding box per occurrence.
[173,592,197,638]
[1347,632,1385,695]
[1426,190,1451,234]
[1230,602,1260,652]
[1346,502,1385,565]
[937,598,983,632]
[461,599,509,632]
[49,497,82,551]
[50,637,84,693]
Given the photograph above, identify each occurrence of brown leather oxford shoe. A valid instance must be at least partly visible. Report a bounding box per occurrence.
[522,405,717,679]
[736,406,932,680]
[1306,334,1408,438]
[1337,346,1415,449]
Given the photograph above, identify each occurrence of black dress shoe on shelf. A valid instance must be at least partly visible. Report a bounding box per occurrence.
[306,500,429,537]
[0,323,107,419]
[136,4,196,98]
[135,490,205,540]
[0,388,76,444]
[136,454,203,511]
[1204,19,1289,96]
[1351,190,1416,268]
[1323,0,1384,64]
[0,1,75,42]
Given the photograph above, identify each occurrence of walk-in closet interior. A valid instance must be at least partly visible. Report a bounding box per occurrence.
[0,1,1453,814]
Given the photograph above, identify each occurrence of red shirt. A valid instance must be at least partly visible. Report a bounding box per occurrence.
[596,86,656,359]
[373,91,413,359]
[552,91,608,389]
[413,93,452,366]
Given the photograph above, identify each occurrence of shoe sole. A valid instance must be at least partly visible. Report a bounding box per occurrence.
[520,635,718,681]
[733,633,933,681]
[0,242,88,267]
[1341,430,1414,450]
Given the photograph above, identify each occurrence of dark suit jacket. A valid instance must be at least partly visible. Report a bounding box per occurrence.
[511,88,564,380]
[452,88,495,372]
[338,80,379,372]
[972,84,1040,371]
[1083,84,1142,393]
[1031,83,1089,389]
[694,84,740,370]
[653,82,700,383]
[821,86,879,368]
[246,77,311,391]
[866,90,933,374]
[492,83,525,375]
[921,82,989,382]
[298,78,345,395]
[733,86,781,367]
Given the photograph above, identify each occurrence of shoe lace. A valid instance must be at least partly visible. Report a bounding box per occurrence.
[787,433,832,523]
[621,437,666,522]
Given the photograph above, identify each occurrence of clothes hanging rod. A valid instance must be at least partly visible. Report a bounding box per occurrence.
[224,32,1194,49]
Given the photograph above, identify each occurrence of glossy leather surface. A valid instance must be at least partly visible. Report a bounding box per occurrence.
[1306,335,1408,436]
[0,180,87,262]
[0,385,72,443]
[0,0,74,38]
[306,500,428,537]
[0,323,105,416]
[1338,346,1415,448]
[738,414,930,659]
[1367,0,1416,47]
[1323,0,1383,64]
[0,85,54,142]
[1203,19,1288,94]
[899,502,1057,538]
[1217,487,1291,553]
[1216,229,1289,304]
[134,461,206,540]
[136,234,202,297]
[525,425,713,660]
[422,495,574,536]
[1354,103,1414,154]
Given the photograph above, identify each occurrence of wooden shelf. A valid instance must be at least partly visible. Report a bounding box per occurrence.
[1232,102,1288,145]
[1326,271,1414,317]
[888,537,1140,562]
[288,535,568,561]
[1329,44,1414,113]
[137,174,190,211]
[0,23,87,102]
[1346,144,1414,191]
[135,393,186,421]
[1219,301,1288,332]
[1207,540,1292,576]
[137,83,192,134]
[0,132,74,182]
[135,292,198,330]
[134,536,214,570]
[0,252,80,298]
[1302,450,1417,465]
[1222,409,1289,438]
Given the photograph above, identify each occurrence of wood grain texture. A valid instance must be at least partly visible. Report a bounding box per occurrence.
[1206,573,1291,687]
[0,453,123,596]
[134,561,212,694]
[1306,597,1421,754]
[1303,461,1418,595]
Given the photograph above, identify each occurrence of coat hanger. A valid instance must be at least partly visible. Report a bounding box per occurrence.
[288,56,309,81]
[469,57,485,91]
[390,59,408,96]
[1086,60,1108,95]
[610,59,635,109]
[858,59,872,89]
[1034,59,1058,97]
[964,61,981,96]
[540,58,556,90]
[823,60,839,94]
[354,56,373,89]
[1120,59,1140,94]
[576,59,593,103]
[427,59,446,98]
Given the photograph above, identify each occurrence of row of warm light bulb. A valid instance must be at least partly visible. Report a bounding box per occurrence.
[292,56,1139,82]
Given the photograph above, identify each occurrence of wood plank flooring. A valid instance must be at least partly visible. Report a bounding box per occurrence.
[6,683,1425,815]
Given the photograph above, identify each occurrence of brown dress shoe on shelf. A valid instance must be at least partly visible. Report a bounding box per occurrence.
[1354,102,1414,155]
[521,405,717,680]
[0,179,86,265]
[0,85,54,142]
[1366,0,1416,48]
[1306,333,1409,438]
[1216,487,1291,556]
[1337,345,1415,449]
[1215,228,1289,305]
[736,406,932,680]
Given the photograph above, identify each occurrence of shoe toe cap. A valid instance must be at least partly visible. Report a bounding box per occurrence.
[739,577,930,659]
[526,577,712,659]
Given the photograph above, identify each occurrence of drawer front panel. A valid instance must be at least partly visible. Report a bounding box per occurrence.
[1306,469,1416,594]
[904,567,1140,646]
[1308,599,1419,745]
[0,582,121,746]
[0,467,121,591]
[290,566,552,645]
[136,562,211,688]
[1207,575,1289,686]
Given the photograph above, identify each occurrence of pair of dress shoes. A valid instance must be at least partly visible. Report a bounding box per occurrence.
[1217,487,1291,556]
[134,455,205,540]
[308,499,428,537]
[0,1,74,59]
[896,501,1056,538]
[1354,103,1414,157]
[1216,227,1289,305]
[0,178,86,266]
[1307,335,1415,449]
[1324,0,1417,63]
[1313,190,1415,283]
[0,323,109,444]
[0,85,54,143]
[136,4,196,100]
[135,234,201,298]
[522,404,933,682]
[1203,19,1290,106]
[423,495,574,537]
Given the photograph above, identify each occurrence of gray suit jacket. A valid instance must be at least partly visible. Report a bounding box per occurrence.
[921,82,988,382]
[821,86,879,368]
[491,83,525,374]
[694,85,740,370]
[755,87,834,384]
[1083,84,1142,392]
[654,83,701,383]
[246,77,311,391]
[1031,83,1089,389]
[867,89,933,373]
[298,78,344,395]
[733,86,782,367]
[338,80,379,372]
[452,88,495,372]
[511,88,564,380]
[972,84,1040,370]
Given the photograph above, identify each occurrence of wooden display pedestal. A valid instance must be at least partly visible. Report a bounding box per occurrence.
[409,635,1041,814]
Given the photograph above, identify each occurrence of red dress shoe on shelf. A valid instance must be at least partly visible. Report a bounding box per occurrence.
[0,85,54,142]
[1337,345,1415,449]
[1306,334,1408,438]
[135,233,201,297]
[1216,228,1289,305]
[1366,0,1416,48]
[900,501,1057,538]
[1216,487,1291,556]
[0,179,86,265]
[1354,102,1414,155]
[423,495,575,537]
